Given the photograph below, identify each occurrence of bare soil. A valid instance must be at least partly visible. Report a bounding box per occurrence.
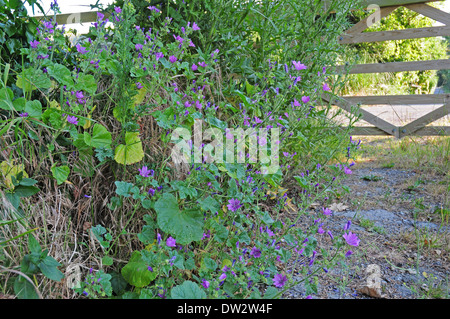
[284,164,449,299]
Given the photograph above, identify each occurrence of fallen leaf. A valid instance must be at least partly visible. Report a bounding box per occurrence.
[329,202,349,212]
[284,197,297,214]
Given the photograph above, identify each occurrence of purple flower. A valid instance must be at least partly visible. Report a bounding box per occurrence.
[76,44,88,54]
[169,55,177,63]
[97,12,105,20]
[292,61,307,71]
[344,220,352,231]
[166,236,176,247]
[114,7,122,14]
[250,247,261,258]
[192,22,200,31]
[136,82,143,89]
[227,199,242,212]
[139,165,154,177]
[30,40,40,49]
[157,233,161,244]
[293,99,301,107]
[322,207,332,216]
[343,231,360,246]
[43,21,54,32]
[135,43,143,51]
[155,52,164,60]
[67,115,78,125]
[327,230,334,240]
[218,273,227,281]
[191,63,198,71]
[345,250,353,257]
[198,62,207,67]
[202,279,210,289]
[19,112,28,117]
[344,166,352,175]
[148,266,153,272]
[301,96,310,104]
[323,83,331,91]
[273,273,287,288]
[148,5,161,13]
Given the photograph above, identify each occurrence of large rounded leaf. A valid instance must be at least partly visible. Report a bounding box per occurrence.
[114,132,144,165]
[155,193,204,245]
[121,251,156,288]
[171,281,206,299]
[84,123,112,149]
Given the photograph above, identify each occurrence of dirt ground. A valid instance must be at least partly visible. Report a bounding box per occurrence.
[283,138,450,299]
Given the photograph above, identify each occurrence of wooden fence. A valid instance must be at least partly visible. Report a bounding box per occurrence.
[328,0,450,137]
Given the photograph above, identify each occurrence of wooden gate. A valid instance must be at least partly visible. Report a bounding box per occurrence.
[325,0,450,138]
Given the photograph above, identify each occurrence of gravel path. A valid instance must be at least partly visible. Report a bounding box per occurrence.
[283,167,449,299]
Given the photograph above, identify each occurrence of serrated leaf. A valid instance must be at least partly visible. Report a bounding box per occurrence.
[51,165,70,185]
[47,63,74,88]
[84,123,112,148]
[198,196,220,213]
[114,132,144,165]
[121,251,156,288]
[76,74,97,95]
[102,255,113,266]
[263,286,279,299]
[155,193,204,245]
[24,100,42,119]
[171,281,206,299]
[16,68,51,93]
[115,181,134,197]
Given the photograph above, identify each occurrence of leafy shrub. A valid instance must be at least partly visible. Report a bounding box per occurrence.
[0,0,362,299]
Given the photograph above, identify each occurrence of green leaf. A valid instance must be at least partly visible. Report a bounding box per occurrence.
[114,132,144,165]
[13,97,26,112]
[16,68,51,93]
[198,196,220,213]
[28,234,41,254]
[0,87,14,110]
[47,63,74,88]
[115,181,134,197]
[84,124,112,148]
[14,276,39,299]
[76,74,97,95]
[155,193,204,245]
[13,185,40,197]
[110,271,128,295]
[24,100,42,119]
[19,178,38,186]
[91,225,111,248]
[137,225,155,244]
[102,255,113,266]
[39,256,64,281]
[202,257,217,272]
[263,287,279,299]
[121,251,156,288]
[171,281,206,299]
[51,165,70,185]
